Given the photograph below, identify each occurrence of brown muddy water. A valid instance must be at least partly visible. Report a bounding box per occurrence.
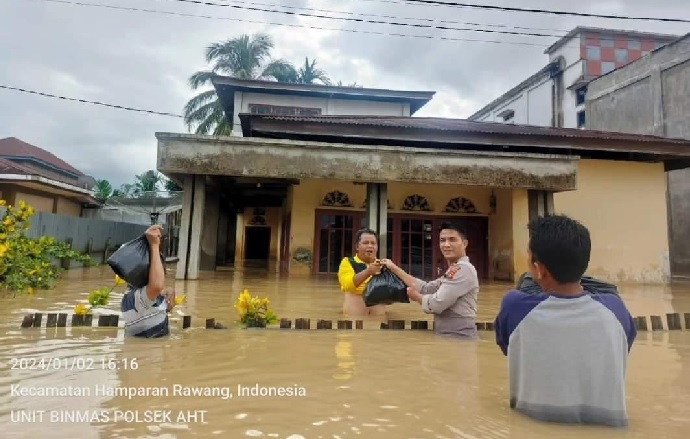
[1,265,689,439]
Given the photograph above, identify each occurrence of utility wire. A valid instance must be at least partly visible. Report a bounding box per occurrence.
[0,84,183,118]
[391,0,690,24]
[159,0,566,39]
[33,0,562,48]
[34,0,684,49]
[215,0,571,34]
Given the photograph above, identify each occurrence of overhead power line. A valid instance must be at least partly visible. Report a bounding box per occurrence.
[217,0,571,34]
[0,84,183,118]
[34,0,564,48]
[160,0,566,38]
[35,0,685,49]
[399,0,690,24]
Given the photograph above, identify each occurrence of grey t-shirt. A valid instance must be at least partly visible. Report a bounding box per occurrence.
[494,290,637,427]
[414,256,479,338]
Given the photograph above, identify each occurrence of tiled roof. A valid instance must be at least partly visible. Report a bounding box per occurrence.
[0,137,84,176]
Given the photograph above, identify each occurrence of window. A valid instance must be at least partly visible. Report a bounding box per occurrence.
[497,109,515,123]
[577,110,586,129]
[601,61,616,74]
[248,104,322,116]
[576,87,587,106]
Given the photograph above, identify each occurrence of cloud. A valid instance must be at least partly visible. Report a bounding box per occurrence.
[0,0,688,187]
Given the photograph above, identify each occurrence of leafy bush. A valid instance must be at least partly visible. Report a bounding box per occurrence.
[0,199,92,295]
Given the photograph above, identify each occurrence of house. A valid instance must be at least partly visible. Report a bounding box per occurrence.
[0,137,98,215]
[156,76,690,285]
[586,32,690,279]
[468,27,679,129]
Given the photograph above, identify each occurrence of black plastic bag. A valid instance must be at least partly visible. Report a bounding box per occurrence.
[363,268,410,306]
[516,272,620,296]
[107,235,152,289]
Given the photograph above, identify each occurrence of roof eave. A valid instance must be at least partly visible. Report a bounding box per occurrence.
[238,115,690,160]
[211,75,436,116]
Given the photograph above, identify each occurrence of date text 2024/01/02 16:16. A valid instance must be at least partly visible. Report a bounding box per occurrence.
[10,357,139,371]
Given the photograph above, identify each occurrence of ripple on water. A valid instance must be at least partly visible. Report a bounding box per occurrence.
[0,268,689,439]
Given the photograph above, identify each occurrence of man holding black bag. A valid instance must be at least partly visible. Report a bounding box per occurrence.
[337,228,387,316]
[380,222,479,339]
[119,224,177,338]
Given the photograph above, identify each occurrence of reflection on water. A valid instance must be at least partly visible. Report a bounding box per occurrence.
[0,266,689,438]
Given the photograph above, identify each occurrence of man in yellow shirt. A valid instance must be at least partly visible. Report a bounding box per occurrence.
[337,228,386,316]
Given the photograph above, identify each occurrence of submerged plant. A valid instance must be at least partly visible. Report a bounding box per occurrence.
[234,289,278,328]
[74,287,112,315]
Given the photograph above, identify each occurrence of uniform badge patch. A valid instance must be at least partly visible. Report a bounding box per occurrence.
[445,264,461,279]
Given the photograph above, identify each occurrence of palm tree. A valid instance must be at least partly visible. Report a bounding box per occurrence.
[164,178,182,192]
[183,33,298,135]
[112,183,134,198]
[296,57,331,85]
[93,179,113,203]
[336,80,363,88]
[133,170,164,198]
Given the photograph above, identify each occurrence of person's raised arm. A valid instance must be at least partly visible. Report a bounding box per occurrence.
[145,225,165,301]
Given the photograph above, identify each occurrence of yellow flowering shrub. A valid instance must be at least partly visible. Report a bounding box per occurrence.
[0,199,92,295]
[234,289,278,328]
[73,287,112,315]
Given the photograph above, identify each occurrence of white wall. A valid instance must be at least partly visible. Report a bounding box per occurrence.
[232,91,409,134]
[562,60,586,128]
[473,75,553,127]
[548,35,583,66]
[548,34,587,129]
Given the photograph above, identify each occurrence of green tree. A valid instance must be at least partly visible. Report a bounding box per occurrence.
[296,57,331,85]
[93,179,113,203]
[183,33,298,136]
[164,178,183,192]
[133,170,163,197]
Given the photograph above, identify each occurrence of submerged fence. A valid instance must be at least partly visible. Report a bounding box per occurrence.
[19,312,690,332]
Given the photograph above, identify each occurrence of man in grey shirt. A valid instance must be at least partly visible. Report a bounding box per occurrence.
[494,215,636,427]
[380,222,479,339]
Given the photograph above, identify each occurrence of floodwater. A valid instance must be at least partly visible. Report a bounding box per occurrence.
[1,265,689,439]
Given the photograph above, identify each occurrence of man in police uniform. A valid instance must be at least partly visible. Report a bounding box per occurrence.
[380,222,479,339]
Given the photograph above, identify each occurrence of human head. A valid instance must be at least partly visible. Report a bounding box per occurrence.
[528,214,591,289]
[355,228,378,263]
[439,222,468,262]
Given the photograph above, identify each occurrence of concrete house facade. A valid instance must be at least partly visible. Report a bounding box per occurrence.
[469,27,679,130]
[157,76,690,285]
[586,32,690,278]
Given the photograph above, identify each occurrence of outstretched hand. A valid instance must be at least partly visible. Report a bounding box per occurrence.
[407,286,422,304]
[378,258,399,271]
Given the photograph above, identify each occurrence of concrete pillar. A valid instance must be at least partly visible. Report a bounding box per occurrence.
[175,175,194,280]
[187,175,206,280]
[200,191,219,271]
[528,190,555,221]
[650,66,666,137]
[365,183,388,258]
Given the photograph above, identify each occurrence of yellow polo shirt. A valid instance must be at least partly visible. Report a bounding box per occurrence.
[338,255,372,296]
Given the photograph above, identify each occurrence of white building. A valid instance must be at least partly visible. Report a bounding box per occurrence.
[469,27,679,129]
[211,77,435,136]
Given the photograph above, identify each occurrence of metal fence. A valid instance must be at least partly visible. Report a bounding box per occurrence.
[24,211,149,268]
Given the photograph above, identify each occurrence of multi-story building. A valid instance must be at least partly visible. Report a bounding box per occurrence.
[469,27,679,129]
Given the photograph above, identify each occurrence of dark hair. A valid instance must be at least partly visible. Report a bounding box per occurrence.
[528,214,591,284]
[439,222,468,240]
[356,228,378,244]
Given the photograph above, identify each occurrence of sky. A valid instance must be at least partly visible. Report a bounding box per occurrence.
[0,0,688,188]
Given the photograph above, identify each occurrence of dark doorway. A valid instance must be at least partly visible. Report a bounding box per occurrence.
[244,226,271,261]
